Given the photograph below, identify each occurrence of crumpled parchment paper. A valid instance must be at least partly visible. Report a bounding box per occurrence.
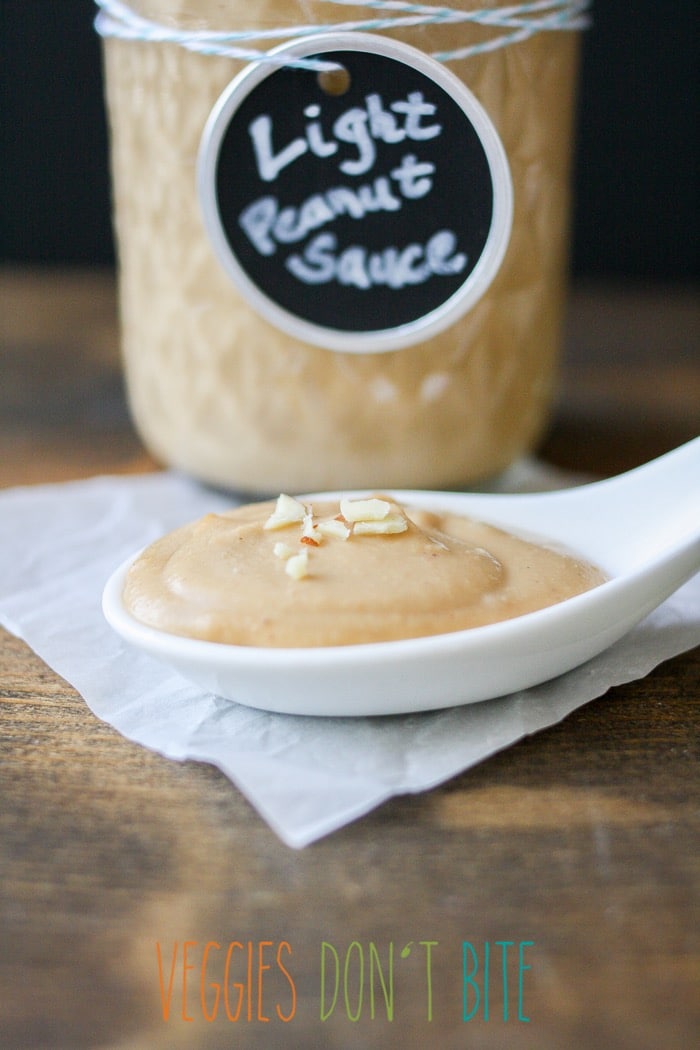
[0,468,697,847]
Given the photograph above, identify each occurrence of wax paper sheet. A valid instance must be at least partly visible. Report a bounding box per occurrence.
[0,468,698,848]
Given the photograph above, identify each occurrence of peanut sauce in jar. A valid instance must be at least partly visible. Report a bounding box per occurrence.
[102,2,581,492]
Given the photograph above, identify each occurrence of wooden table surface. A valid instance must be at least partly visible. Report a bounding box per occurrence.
[1,268,698,1050]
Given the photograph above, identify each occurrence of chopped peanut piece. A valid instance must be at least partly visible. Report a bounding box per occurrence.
[263,493,307,530]
[302,511,322,544]
[340,497,391,522]
[285,550,309,580]
[317,518,351,540]
[354,513,409,535]
[269,494,408,581]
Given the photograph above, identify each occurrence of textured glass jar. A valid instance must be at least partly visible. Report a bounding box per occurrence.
[102,1,581,492]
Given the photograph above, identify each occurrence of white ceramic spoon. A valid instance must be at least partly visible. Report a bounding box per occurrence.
[103,438,700,717]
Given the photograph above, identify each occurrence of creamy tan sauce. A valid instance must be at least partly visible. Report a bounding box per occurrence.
[123,496,606,647]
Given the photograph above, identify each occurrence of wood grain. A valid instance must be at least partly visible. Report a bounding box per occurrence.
[1,268,698,1050]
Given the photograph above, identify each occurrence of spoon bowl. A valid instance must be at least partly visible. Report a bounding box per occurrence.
[102,439,700,716]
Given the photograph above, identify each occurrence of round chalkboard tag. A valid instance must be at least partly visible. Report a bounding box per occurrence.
[198,33,512,354]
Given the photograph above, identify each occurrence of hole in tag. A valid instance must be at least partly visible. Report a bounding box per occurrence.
[317,64,351,96]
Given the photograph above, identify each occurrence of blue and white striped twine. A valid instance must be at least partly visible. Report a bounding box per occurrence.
[94,1,591,69]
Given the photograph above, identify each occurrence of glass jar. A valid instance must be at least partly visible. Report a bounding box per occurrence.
[101,1,582,492]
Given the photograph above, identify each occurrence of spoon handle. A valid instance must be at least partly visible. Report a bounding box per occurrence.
[551,436,700,559]
[394,438,700,569]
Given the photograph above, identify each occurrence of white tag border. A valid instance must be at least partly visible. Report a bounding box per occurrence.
[198,31,513,355]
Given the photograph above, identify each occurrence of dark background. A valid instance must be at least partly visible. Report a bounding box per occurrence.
[1,0,698,279]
